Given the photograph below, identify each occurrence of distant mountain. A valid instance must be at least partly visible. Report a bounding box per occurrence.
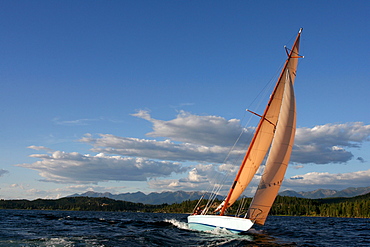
[279,186,370,199]
[68,191,224,205]
[68,186,370,204]
[278,190,304,198]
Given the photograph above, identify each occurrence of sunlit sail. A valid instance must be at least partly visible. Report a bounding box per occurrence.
[188,28,303,233]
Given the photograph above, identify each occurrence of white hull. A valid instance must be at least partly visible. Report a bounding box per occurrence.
[187,215,254,234]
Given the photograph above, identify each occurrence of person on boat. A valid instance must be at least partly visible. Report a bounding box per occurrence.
[192,206,203,215]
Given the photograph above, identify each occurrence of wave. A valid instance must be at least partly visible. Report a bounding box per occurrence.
[164,218,189,230]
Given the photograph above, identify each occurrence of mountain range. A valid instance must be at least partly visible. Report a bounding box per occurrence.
[279,186,370,199]
[68,186,370,204]
[68,191,224,205]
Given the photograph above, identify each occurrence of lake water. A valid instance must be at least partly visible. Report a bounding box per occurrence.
[0,209,368,246]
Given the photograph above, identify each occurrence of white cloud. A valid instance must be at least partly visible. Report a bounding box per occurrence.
[80,134,241,163]
[149,166,370,195]
[148,163,256,195]
[148,164,220,191]
[132,110,252,146]
[18,111,370,194]
[52,117,102,126]
[27,145,54,152]
[292,122,370,164]
[83,113,370,166]
[292,165,304,169]
[16,151,187,184]
[283,169,370,191]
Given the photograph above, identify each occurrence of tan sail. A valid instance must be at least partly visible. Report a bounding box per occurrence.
[218,29,302,215]
[188,29,302,234]
[217,73,287,214]
[247,69,296,225]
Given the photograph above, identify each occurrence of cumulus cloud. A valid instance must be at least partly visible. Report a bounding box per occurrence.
[148,168,210,191]
[19,111,370,193]
[16,151,187,184]
[141,117,370,193]
[292,122,370,164]
[80,134,242,164]
[85,112,370,166]
[132,110,252,147]
[284,169,370,191]
[148,163,256,194]
[149,166,370,195]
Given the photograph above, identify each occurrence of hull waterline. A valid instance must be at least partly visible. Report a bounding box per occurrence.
[187,215,254,234]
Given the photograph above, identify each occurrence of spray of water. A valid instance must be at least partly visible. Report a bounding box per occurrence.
[164,219,190,230]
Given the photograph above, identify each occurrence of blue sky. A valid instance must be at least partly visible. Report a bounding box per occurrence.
[1,0,369,199]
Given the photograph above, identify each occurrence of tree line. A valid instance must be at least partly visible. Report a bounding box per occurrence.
[0,193,369,218]
[156,192,370,218]
[0,197,165,212]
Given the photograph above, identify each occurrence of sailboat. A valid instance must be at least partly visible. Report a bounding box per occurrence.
[188,28,303,233]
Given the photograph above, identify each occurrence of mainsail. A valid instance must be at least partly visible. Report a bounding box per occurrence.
[247,69,296,225]
[218,29,302,217]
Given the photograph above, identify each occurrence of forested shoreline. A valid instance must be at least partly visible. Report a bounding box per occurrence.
[0,192,369,218]
[0,197,163,212]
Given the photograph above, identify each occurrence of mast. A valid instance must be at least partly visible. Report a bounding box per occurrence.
[218,29,302,216]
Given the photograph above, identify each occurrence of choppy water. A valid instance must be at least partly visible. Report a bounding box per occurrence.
[0,209,368,246]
